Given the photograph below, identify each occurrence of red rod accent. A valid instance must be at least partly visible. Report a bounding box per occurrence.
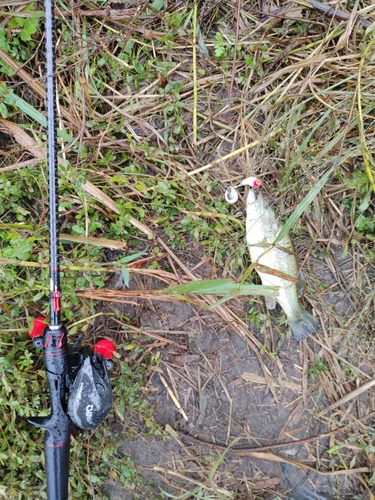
[52,290,61,312]
[56,332,65,349]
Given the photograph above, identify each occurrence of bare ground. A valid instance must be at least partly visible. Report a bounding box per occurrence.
[99,234,375,500]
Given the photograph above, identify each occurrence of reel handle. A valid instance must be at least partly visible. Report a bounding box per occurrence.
[93,338,116,358]
[93,338,116,371]
[29,316,48,349]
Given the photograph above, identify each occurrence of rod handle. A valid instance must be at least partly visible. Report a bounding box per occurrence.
[44,438,70,500]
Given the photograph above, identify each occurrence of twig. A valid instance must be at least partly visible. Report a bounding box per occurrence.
[294,0,373,28]
[0,158,39,172]
[188,128,282,176]
[179,409,375,454]
[152,467,232,496]
[161,360,198,391]
[159,373,188,421]
[242,372,301,392]
[317,378,375,417]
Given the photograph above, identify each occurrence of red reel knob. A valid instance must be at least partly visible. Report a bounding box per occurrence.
[93,338,116,360]
[29,316,48,339]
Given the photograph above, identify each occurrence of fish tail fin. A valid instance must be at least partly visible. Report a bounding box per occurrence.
[289,310,319,341]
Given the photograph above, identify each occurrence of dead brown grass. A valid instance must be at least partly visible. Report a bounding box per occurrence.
[2,0,375,498]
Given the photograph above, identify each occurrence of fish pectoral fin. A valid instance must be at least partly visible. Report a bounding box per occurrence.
[265,296,276,310]
[297,270,306,299]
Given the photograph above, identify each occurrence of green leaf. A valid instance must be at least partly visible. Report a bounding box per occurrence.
[0,27,10,51]
[196,25,209,55]
[352,443,375,453]
[2,83,74,142]
[0,102,8,118]
[2,236,32,260]
[166,278,278,297]
[215,46,225,59]
[117,249,146,263]
[151,0,164,10]
[10,17,25,29]
[20,17,39,42]
[88,474,100,483]
[33,291,45,302]
[122,265,130,287]
[273,168,333,245]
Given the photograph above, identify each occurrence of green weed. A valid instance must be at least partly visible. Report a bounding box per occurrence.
[1,0,375,497]
[308,357,328,380]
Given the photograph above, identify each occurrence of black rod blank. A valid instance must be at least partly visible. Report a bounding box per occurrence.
[45,0,61,327]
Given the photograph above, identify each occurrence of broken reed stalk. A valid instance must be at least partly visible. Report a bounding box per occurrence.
[294,0,373,28]
[192,0,198,144]
[357,38,375,194]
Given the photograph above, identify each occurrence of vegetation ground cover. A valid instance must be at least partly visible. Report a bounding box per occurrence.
[1,0,375,498]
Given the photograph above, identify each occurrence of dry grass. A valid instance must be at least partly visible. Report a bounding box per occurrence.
[2,0,375,498]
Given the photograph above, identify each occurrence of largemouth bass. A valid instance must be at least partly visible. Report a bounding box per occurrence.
[246,188,318,340]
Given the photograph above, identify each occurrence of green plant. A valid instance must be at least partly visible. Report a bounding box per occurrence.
[1,0,375,497]
[0,5,41,75]
[341,171,375,238]
[308,357,328,380]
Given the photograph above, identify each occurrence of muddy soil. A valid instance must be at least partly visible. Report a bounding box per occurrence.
[102,239,374,500]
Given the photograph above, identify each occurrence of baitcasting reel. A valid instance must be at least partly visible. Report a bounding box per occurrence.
[29,317,116,431]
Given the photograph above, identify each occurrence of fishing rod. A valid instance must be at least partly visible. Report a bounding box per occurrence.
[27,1,116,498]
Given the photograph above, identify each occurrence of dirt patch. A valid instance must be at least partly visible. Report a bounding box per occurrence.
[100,237,374,500]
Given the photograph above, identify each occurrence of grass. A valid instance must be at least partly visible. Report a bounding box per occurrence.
[1,0,375,498]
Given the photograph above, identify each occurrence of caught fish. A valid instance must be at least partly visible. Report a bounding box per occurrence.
[246,188,318,340]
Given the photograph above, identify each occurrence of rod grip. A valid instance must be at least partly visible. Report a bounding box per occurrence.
[44,438,70,500]
[28,325,72,500]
